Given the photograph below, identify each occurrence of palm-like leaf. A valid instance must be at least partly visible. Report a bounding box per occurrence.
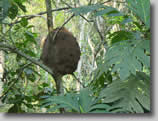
[96,38,150,80]
[41,88,110,113]
[126,0,150,28]
[100,72,150,113]
[41,93,80,112]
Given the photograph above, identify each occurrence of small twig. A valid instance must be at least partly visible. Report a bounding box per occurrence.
[80,15,94,23]
[52,14,75,43]
[101,0,126,4]
[19,15,47,20]
[94,25,112,58]
[61,0,93,23]
[100,0,112,4]
[114,0,126,4]
[94,21,104,41]
[61,0,70,8]
[72,73,85,88]
[52,0,57,8]
[60,14,75,28]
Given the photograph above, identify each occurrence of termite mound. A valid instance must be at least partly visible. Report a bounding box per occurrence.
[41,27,81,77]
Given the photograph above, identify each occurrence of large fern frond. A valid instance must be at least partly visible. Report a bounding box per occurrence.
[126,0,150,28]
[41,88,110,113]
[100,72,150,113]
[95,38,150,80]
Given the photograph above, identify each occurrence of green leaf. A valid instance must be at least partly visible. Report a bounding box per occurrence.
[8,3,18,19]
[0,104,13,113]
[24,31,37,44]
[133,39,150,68]
[41,88,111,113]
[89,104,110,112]
[121,16,133,24]
[102,39,150,80]
[0,0,11,21]
[90,109,109,113]
[0,0,27,21]
[41,93,80,112]
[69,4,105,15]
[95,6,123,17]
[24,68,33,75]
[20,17,28,27]
[100,72,150,113]
[8,104,19,113]
[79,88,94,113]
[126,0,150,28]
[109,31,134,44]
[15,1,27,12]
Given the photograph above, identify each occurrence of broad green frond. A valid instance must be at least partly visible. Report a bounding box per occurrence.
[41,88,110,113]
[100,72,150,113]
[126,0,150,28]
[104,39,150,80]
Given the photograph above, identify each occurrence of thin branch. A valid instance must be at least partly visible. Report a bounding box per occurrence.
[101,0,126,4]
[94,25,112,58]
[94,21,104,41]
[61,0,70,8]
[9,7,70,26]
[52,14,75,43]
[18,15,46,19]
[80,15,94,23]
[0,43,53,76]
[100,0,112,4]
[61,0,93,23]
[72,73,85,88]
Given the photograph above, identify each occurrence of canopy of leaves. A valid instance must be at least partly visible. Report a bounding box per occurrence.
[0,0,150,114]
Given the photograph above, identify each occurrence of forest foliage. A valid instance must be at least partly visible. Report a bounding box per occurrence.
[0,0,150,113]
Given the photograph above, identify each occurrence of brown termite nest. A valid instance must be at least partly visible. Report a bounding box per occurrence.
[40,27,81,76]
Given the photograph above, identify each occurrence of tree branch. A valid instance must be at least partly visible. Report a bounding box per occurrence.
[0,43,53,76]
[9,7,70,26]
[60,0,93,23]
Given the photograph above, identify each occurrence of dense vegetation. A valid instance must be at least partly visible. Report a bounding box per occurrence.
[0,0,150,113]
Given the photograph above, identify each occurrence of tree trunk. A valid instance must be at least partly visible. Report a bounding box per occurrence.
[76,16,86,91]
[0,25,5,105]
[45,0,53,32]
[45,0,64,113]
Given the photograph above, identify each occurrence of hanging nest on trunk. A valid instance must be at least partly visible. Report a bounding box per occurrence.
[40,27,81,76]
